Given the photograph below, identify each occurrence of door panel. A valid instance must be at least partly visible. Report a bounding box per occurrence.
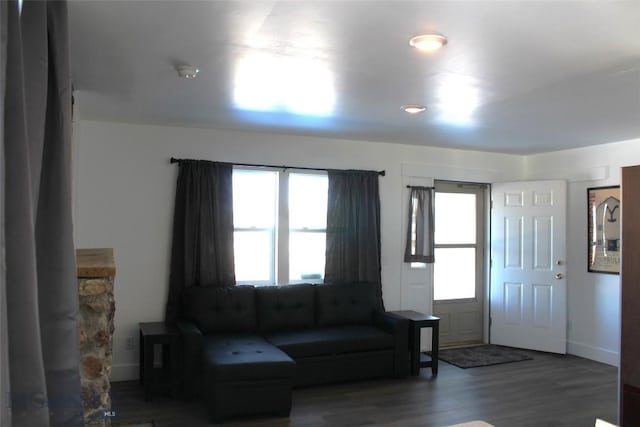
[533,284,552,327]
[459,311,481,335]
[504,282,523,324]
[533,216,552,269]
[438,312,451,340]
[490,180,567,354]
[504,217,523,268]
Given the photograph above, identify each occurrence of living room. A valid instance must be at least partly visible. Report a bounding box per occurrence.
[3,1,640,426]
[74,117,636,374]
[71,117,637,426]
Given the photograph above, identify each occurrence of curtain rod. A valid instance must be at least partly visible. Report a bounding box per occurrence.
[406,185,435,189]
[170,157,385,176]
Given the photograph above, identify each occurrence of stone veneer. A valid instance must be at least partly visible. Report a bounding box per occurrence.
[77,248,116,426]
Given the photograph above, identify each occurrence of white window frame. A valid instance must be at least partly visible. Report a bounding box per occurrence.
[232,167,278,286]
[285,170,327,285]
[433,181,486,302]
[233,167,327,286]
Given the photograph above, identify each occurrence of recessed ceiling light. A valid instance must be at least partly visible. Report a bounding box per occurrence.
[409,34,447,52]
[402,104,427,114]
[176,65,200,79]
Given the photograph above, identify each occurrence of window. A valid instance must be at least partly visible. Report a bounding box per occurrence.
[232,168,328,285]
[433,185,484,301]
[232,169,278,284]
[288,173,328,282]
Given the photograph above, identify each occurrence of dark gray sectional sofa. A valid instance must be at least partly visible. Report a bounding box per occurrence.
[177,282,409,422]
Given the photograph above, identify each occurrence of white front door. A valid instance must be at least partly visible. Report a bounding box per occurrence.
[490,180,567,354]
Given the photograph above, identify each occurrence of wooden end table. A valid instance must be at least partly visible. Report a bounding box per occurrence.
[389,310,440,376]
[139,322,179,400]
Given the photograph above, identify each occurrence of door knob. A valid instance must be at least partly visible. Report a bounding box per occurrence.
[554,273,564,279]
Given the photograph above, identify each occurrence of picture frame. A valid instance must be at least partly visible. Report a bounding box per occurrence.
[587,186,621,274]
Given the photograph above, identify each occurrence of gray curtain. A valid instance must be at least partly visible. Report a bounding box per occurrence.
[324,170,382,306]
[2,1,84,426]
[404,186,435,263]
[165,160,236,326]
[1,2,9,427]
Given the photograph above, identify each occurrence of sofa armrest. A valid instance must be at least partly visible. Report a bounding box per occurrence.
[373,311,409,377]
[177,320,203,399]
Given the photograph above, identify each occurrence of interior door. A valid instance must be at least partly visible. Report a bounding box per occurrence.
[490,180,567,354]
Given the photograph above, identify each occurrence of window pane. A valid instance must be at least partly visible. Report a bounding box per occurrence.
[234,230,274,283]
[434,247,476,300]
[233,169,277,228]
[435,192,476,244]
[289,231,325,281]
[289,173,328,230]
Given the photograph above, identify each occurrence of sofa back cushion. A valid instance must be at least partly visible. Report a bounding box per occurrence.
[316,282,378,327]
[182,285,256,333]
[256,284,316,332]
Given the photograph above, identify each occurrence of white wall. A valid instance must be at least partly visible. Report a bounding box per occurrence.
[73,119,524,380]
[525,137,640,366]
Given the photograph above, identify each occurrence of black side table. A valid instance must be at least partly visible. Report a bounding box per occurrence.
[389,310,440,376]
[139,322,179,401]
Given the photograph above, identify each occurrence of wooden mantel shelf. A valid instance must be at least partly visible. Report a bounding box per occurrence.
[76,248,115,278]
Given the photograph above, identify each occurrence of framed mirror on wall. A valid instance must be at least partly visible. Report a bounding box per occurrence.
[587,185,621,274]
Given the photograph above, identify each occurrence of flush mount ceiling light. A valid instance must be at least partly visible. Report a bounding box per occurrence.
[409,34,447,52]
[176,65,200,79]
[402,104,427,114]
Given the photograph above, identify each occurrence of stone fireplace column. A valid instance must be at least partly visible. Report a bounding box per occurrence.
[77,248,116,426]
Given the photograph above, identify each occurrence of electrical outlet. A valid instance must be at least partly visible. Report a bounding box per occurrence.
[125,336,135,351]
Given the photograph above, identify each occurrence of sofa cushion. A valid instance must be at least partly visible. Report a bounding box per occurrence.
[316,282,379,327]
[203,334,295,382]
[183,285,256,334]
[256,284,315,333]
[264,325,394,358]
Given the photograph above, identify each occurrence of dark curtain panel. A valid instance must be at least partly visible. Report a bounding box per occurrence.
[325,170,383,306]
[165,160,236,325]
[404,186,435,263]
[0,2,9,426]
[2,1,84,426]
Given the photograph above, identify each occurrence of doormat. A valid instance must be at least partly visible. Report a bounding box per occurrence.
[437,344,533,369]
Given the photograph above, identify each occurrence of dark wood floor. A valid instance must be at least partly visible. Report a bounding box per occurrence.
[111,350,618,427]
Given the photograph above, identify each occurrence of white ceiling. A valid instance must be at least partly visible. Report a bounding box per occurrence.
[68,1,640,155]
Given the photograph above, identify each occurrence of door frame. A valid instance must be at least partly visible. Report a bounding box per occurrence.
[398,161,519,350]
[433,180,490,346]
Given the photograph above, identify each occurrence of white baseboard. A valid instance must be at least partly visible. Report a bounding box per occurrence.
[111,363,138,382]
[568,340,619,367]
